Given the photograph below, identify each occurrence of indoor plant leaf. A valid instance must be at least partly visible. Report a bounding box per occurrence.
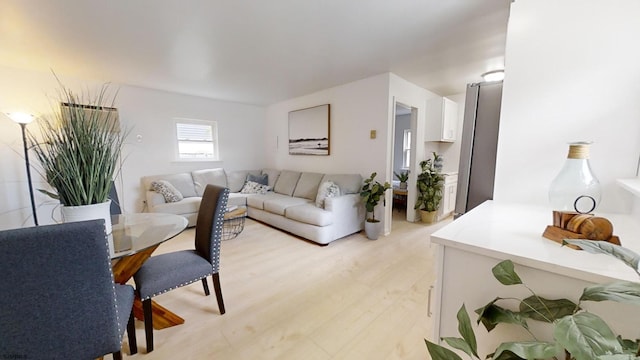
[597,356,640,360]
[580,281,640,306]
[475,298,528,332]
[441,337,475,358]
[519,295,578,323]
[563,239,640,275]
[492,260,523,286]
[491,350,526,360]
[456,304,479,358]
[616,335,640,354]
[424,339,463,360]
[491,341,558,360]
[554,312,622,360]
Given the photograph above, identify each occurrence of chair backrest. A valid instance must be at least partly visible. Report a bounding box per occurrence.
[194,184,229,269]
[0,220,123,358]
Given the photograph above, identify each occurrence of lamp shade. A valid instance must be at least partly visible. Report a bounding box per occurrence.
[8,112,34,124]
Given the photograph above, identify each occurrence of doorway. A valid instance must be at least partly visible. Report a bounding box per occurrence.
[391,102,417,222]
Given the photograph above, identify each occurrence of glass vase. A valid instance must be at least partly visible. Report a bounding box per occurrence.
[548,141,601,213]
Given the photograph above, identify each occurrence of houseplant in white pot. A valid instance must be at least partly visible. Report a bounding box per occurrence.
[360,172,391,239]
[29,78,127,234]
[414,152,444,223]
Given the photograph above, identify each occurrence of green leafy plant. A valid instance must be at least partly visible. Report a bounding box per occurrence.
[394,170,409,183]
[426,255,640,360]
[359,172,391,223]
[414,152,444,212]
[28,77,128,206]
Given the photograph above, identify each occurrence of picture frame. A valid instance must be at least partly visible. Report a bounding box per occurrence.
[288,104,330,155]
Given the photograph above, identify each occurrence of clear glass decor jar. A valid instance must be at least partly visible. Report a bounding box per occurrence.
[548,141,601,213]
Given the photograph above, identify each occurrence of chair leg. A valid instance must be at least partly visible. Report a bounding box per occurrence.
[143,299,154,353]
[201,277,210,296]
[127,309,138,355]
[212,273,225,314]
[113,351,122,360]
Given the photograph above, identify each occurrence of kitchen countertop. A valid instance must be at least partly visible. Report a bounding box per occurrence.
[430,201,640,284]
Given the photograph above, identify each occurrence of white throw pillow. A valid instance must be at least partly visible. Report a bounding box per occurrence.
[315,181,341,208]
[240,180,270,195]
[151,180,184,203]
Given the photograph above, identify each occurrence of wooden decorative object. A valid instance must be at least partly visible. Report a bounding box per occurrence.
[543,211,621,249]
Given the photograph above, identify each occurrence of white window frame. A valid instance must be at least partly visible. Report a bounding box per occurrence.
[402,129,411,169]
[173,118,219,161]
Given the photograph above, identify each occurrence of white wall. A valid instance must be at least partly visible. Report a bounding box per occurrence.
[0,66,265,229]
[494,0,640,214]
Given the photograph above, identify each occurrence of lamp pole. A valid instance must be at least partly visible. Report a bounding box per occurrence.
[9,113,38,226]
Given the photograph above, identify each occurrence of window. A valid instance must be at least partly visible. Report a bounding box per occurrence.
[402,129,411,169]
[174,119,218,161]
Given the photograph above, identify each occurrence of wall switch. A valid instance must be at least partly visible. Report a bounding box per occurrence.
[370,130,376,139]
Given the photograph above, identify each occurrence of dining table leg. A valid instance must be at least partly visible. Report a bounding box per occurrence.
[112,245,185,329]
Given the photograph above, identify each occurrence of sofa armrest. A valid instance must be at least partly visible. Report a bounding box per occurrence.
[145,190,167,211]
[324,193,365,233]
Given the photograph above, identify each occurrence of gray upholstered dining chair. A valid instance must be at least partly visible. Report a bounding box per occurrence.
[134,184,229,352]
[0,219,137,359]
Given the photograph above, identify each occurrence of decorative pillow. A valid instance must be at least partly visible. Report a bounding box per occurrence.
[315,181,341,208]
[151,180,184,203]
[240,180,270,195]
[247,173,268,186]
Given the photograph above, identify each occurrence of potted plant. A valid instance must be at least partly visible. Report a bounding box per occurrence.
[360,172,391,240]
[414,152,444,223]
[393,170,409,189]
[28,77,127,234]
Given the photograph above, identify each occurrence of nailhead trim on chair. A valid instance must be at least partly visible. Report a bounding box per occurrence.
[103,222,124,342]
[140,272,216,300]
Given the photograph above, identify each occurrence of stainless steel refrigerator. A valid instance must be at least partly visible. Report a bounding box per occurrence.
[454,81,503,218]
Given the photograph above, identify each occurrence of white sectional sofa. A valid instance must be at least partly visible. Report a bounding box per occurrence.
[141,168,365,245]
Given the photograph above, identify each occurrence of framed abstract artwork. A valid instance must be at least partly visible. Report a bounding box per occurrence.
[288,104,330,155]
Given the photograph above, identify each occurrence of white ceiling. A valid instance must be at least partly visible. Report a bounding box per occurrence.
[0,0,511,106]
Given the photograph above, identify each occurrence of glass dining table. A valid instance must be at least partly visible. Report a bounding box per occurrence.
[109,213,188,330]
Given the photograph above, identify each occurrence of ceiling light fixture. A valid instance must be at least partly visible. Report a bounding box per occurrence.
[481,70,505,82]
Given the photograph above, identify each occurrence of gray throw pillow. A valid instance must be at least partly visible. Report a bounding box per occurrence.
[247,173,268,186]
[151,180,184,203]
[315,181,341,208]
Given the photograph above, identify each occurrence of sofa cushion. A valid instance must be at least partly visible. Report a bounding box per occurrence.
[224,170,250,193]
[143,173,198,198]
[321,174,363,194]
[285,204,333,227]
[263,197,311,216]
[292,172,324,200]
[246,192,286,210]
[228,193,248,207]
[151,180,184,203]
[152,197,201,216]
[192,168,227,196]
[262,169,281,188]
[273,170,301,196]
[315,181,341,208]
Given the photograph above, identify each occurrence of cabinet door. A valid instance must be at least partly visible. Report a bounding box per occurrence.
[426,97,458,142]
[441,98,458,141]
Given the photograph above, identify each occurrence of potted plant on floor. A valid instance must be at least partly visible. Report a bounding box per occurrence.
[28,77,127,233]
[360,172,391,240]
[393,170,409,189]
[414,152,444,224]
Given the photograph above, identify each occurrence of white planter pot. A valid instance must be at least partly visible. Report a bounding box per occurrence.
[61,200,112,235]
[364,220,382,240]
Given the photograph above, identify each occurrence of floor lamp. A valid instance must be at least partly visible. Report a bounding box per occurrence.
[8,112,38,226]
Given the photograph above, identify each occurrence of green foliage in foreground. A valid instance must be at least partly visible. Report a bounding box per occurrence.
[28,76,128,206]
[426,247,640,360]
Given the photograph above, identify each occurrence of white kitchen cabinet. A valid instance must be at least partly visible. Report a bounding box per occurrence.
[438,172,457,220]
[425,97,458,142]
[430,201,640,357]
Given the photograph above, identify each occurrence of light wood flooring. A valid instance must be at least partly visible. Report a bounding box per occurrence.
[121,211,451,359]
